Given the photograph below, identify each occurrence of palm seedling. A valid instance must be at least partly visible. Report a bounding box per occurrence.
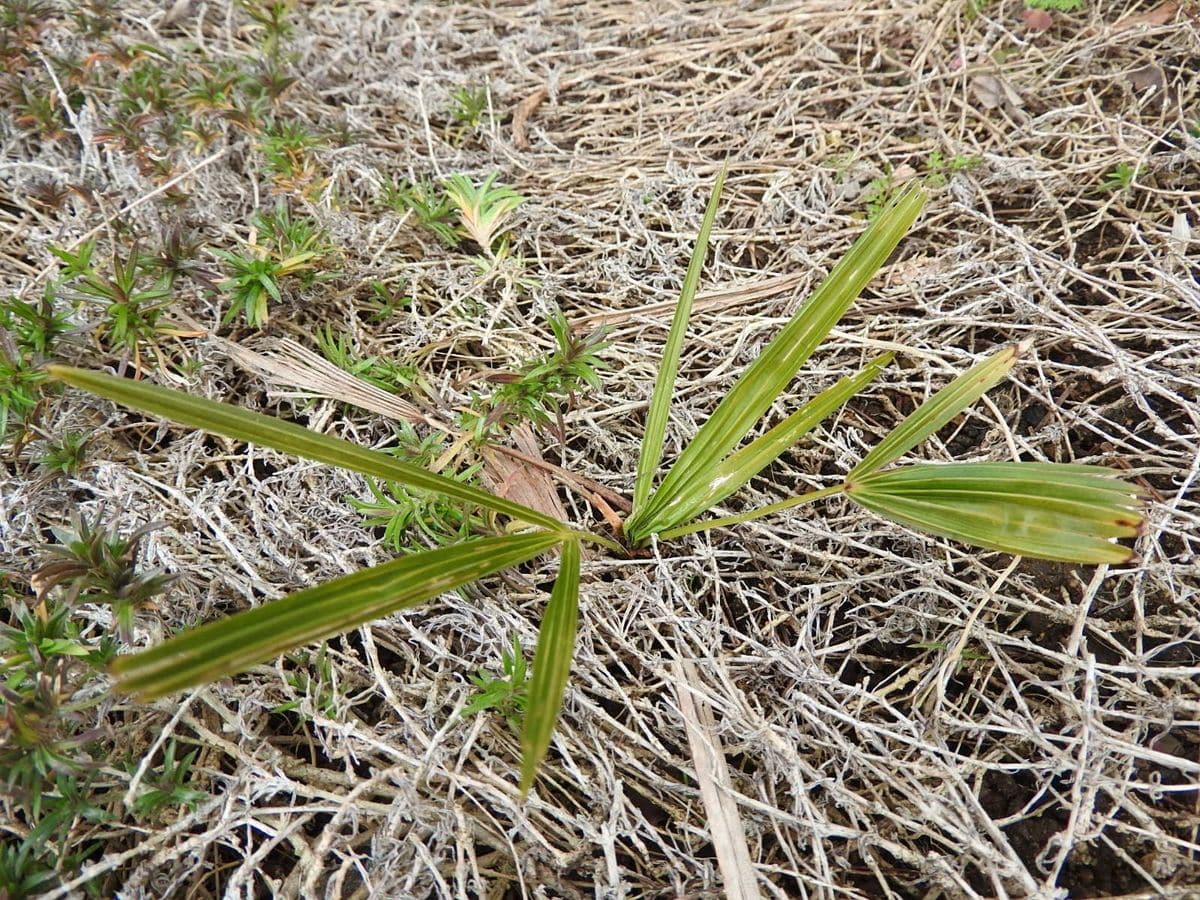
[47,168,1145,794]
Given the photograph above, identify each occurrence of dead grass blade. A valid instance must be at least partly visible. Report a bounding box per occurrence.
[672,660,762,900]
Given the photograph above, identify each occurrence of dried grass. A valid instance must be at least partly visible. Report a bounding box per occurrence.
[2,0,1198,896]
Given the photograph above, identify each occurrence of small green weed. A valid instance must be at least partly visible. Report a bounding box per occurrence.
[257,119,324,191]
[253,201,326,259]
[866,152,980,218]
[270,645,342,719]
[362,279,415,322]
[0,824,61,900]
[444,173,525,257]
[0,288,69,443]
[449,84,489,129]
[446,83,489,143]
[212,203,326,327]
[863,166,898,221]
[348,427,484,551]
[240,0,295,64]
[911,639,989,672]
[2,289,72,358]
[32,513,174,642]
[461,635,529,727]
[128,738,207,818]
[37,433,89,476]
[462,311,609,441]
[316,325,416,393]
[1026,0,1083,10]
[924,150,982,188]
[0,595,113,837]
[0,344,48,444]
[7,81,67,141]
[1099,161,1138,193]
[58,241,197,371]
[379,177,459,245]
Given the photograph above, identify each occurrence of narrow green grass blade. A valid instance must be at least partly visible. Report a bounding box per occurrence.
[627,184,926,542]
[113,531,561,698]
[48,365,568,533]
[520,538,581,795]
[846,462,1144,564]
[847,344,1022,481]
[632,164,728,514]
[644,353,893,534]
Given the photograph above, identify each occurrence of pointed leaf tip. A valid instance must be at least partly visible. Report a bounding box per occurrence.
[519,539,583,796]
[848,344,1021,480]
[46,365,569,533]
[628,182,926,543]
[846,462,1144,564]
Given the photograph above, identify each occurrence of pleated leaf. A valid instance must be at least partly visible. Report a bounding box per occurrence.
[48,365,568,533]
[626,184,926,543]
[114,531,562,697]
[633,165,728,512]
[845,462,1145,564]
[520,538,582,795]
[640,352,894,534]
[848,343,1022,480]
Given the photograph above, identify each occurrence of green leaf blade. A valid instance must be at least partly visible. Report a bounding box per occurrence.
[520,538,581,796]
[113,531,562,698]
[632,164,728,513]
[47,365,568,533]
[846,462,1144,564]
[628,184,926,543]
[643,352,893,534]
[848,343,1022,480]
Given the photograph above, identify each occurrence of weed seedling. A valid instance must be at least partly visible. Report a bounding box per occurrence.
[0,286,69,443]
[379,177,459,245]
[1100,161,1138,193]
[128,738,207,818]
[2,289,72,358]
[450,84,489,129]
[461,635,529,727]
[315,325,415,394]
[212,204,326,327]
[447,83,489,143]
[348,427,484,551]
[252,200,325,259]
[8,81,67,141]
[257,119,324,190]
[1026,0,1083,10]
[362,279,415,322]
[37,432,89,476]
[863,166,897,221]
[49,169,1147,796]
[0,342,49,444]
[444,173,526,257]
[925,150,982,188]
[270,645,342,720]
[0,595,112,835]
[240,0,295,65]
[462,311,609,441]
[32,513,175,642]
[62,243,197,371]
